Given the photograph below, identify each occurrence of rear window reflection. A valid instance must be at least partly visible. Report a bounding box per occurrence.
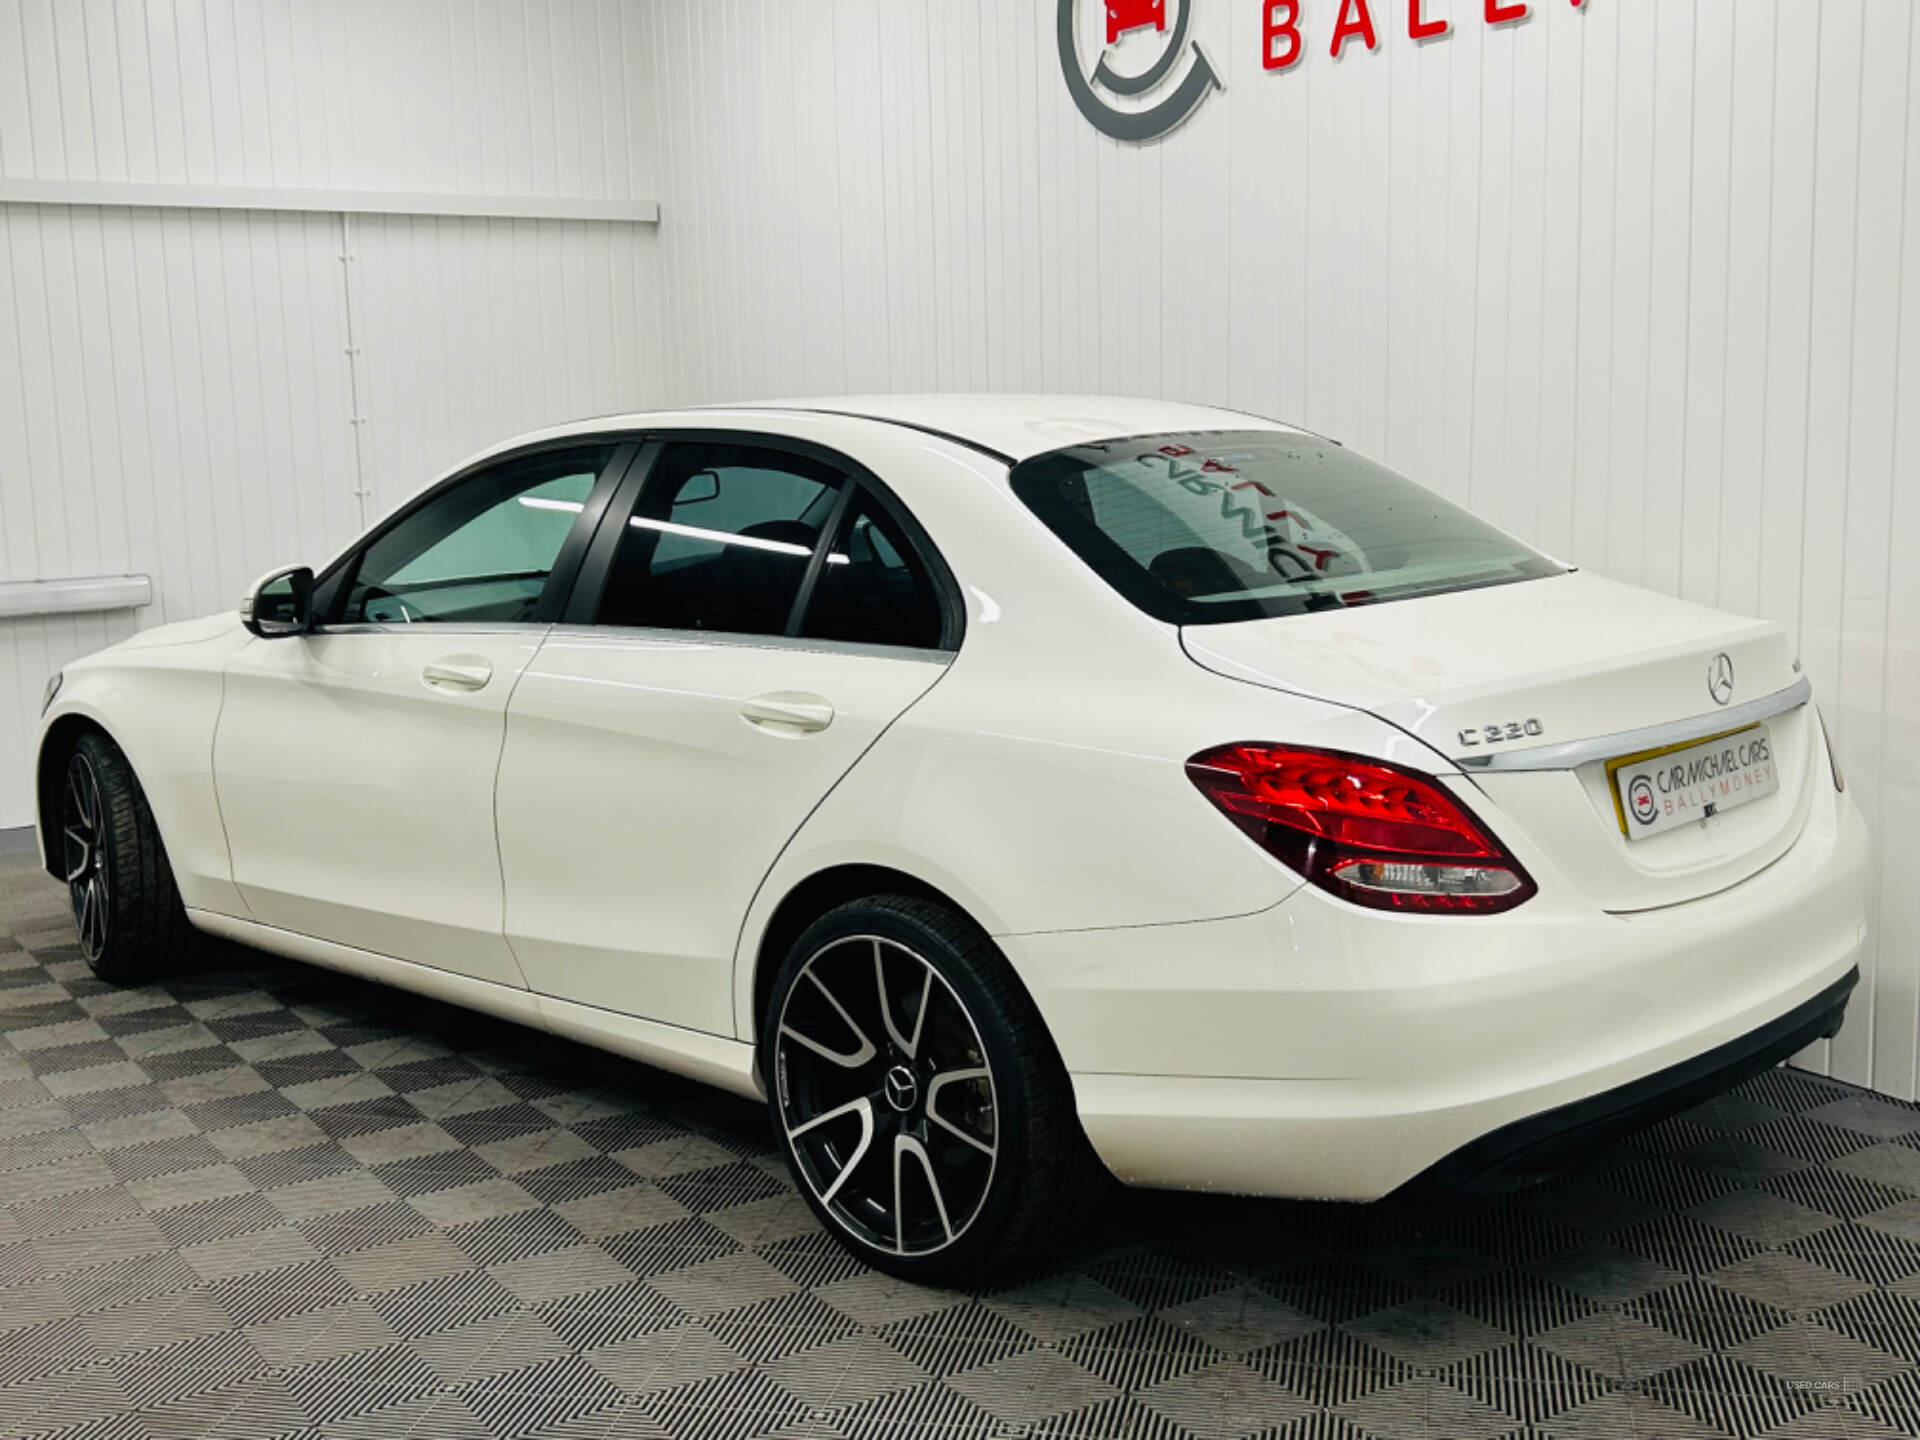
[1010,430,1563,625]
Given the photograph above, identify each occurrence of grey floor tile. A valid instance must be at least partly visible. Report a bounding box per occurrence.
[0,854,1915,1440]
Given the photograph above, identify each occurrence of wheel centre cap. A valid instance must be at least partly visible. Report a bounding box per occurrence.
[883,1065,918,1113]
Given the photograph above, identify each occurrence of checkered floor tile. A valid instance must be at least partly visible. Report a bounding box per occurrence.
[3,850,1918,1439]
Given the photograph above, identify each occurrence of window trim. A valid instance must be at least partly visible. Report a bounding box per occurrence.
[310,437,640,631]
[785,481,858,636]
[560,429,965,653]
[541,623,955,669]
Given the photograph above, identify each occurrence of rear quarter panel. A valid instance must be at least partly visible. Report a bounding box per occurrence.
[724,423,1461,1041]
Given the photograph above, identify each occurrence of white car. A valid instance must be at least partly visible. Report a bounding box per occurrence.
[34,396,1870,1279]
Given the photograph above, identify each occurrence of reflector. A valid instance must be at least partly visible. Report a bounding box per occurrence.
[1818,707,1846,793]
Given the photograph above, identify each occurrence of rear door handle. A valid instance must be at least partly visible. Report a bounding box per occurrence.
[741,692,834,734]
[422,658,493,692]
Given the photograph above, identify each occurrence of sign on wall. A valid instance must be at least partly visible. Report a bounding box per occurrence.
[1059,0,1593,143]
[1057,0,1222,142]
[1264,0,1590,68]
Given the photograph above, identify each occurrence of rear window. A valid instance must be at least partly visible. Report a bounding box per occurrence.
[1010,430,1563,625]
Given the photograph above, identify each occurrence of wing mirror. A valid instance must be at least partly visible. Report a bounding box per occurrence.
[241,565,315,638]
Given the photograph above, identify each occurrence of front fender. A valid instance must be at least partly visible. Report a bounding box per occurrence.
[35,623,252,918]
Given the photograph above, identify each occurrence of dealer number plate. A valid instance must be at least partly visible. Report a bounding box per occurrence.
[1608,724,1778,840]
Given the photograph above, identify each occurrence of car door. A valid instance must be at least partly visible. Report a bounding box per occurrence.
[214,440,633,986]
[496,436,960,1035]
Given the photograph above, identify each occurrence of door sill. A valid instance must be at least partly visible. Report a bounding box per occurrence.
[186,909,763,1101]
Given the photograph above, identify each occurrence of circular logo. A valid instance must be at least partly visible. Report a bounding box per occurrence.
[1706,653,1735,706]
[1058,0,1220,144]
[1628,775,1658,827]
[883,1065,918,1113]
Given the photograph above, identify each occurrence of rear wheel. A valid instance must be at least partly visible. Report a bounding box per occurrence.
[763,894,1108,1280]
[59,733,197,983]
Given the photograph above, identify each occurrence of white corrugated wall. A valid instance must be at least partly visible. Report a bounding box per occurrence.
[638,0,1920,1100]
[3,2,1917,1100]
[0,0,662,828]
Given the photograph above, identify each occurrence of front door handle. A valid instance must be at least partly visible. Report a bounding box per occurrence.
[422,658,493,692]
[741,692,834,734]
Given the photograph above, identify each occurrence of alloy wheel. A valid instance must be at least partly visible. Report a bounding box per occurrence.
[774,935,998,1256]
[62,752,110,963]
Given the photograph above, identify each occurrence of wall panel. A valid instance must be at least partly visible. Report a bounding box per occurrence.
[0,0,663,828]
[0,201,356,824]
[1,0,1915,1100]
[640,0,1920,1099]
[348,212,662,524]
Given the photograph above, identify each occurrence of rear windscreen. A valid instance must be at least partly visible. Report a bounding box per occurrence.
[1010,430,1563,625]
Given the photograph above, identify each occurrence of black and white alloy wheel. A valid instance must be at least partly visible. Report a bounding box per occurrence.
[56,731,198,984]
[763,895,1108,1280]
[775,934,998,1258]
[62,750,111,964]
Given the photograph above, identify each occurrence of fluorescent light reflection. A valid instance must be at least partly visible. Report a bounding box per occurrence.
[627,515,847,563]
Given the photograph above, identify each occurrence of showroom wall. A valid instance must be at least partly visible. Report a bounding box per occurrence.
[1,1,1917,1100]
[0,0,662,827]
[637,0,1920,1098]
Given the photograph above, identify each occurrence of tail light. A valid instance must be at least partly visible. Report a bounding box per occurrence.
[1186,744,1537,914]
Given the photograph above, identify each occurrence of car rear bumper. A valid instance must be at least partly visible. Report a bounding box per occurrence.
[1007,781,1872,1200]
[1414,965,1855,1192]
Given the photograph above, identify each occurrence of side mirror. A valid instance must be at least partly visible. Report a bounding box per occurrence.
[241,565,315,638]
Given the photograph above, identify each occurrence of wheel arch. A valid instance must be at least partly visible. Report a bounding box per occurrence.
[745,863,1005,1049]
[34,712,115,880]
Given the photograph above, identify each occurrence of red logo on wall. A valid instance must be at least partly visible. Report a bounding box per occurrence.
[1107,0,1167,45]
[1063,1,1594,141]
[1059,0,1220,144]
[1263,0,1589,69]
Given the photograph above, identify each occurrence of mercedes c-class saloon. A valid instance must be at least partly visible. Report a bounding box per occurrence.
[35,396,1870,1278]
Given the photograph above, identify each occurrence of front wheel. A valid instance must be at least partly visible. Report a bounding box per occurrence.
[762,895,1107,1281]
[59,732,198,983]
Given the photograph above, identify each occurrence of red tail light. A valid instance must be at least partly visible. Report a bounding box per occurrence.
[1186,744,1537,914]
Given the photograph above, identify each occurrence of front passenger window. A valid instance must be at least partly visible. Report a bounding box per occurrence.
[340,445,615,624]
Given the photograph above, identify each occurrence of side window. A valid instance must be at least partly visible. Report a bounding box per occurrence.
[596,443,846,636]
[801,492,944,650]
[339,445,615,624]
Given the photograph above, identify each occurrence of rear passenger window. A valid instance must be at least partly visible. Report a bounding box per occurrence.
[596,444,845,635]
[801,494,944,650]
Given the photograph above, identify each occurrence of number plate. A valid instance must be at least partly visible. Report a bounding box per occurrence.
[1608,724,1779,840]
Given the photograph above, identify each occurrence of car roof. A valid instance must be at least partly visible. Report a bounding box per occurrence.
[493,394,1302,468]
[352,396,1313,581]
[734,394,1302,462]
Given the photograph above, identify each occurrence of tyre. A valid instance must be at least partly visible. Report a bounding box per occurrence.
[762,894,1108,1281]
[59,732,198,984]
